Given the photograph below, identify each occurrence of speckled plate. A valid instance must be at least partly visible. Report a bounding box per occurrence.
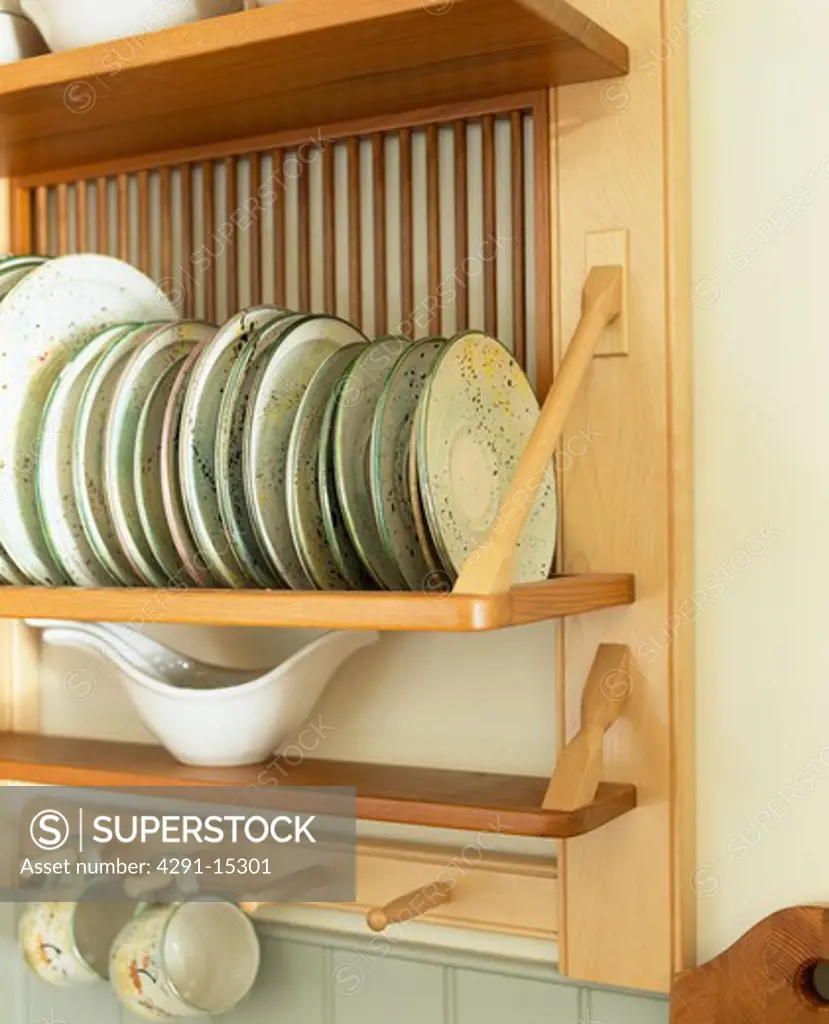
[408,408,450,586]
[74,322,170,587]
[136,357,191,586]
[333,338,411,590]
[0,256,49,301]
[36,323,135,587]
[244,315,368,590]
[215,311,302,589]
[160,347,219,588]
[287,344,366,590]
[370,338,445,590]
[0,254,175,585]
[417,332,558,583]
[106,320,214,587]
[0,541,29,585]
[318,382,376,591]
[179,307,285,589]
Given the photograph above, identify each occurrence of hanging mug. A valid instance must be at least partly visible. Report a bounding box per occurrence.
[110,899,260,1020]
[20,883,137,987]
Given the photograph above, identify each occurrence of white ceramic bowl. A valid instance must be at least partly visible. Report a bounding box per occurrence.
[20,0,244,52]
[0,6,48,62]
[118,630,379,767]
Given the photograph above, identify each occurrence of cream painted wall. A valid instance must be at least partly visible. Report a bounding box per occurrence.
[690,0,829,962]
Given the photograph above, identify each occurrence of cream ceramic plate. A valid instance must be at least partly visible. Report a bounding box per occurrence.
[418,332,557,583]
[244,316,368,590]
[408,409,449,585]
[216,311,303,589]
[0,254,175,584]
[106,320,214,587]
[36,323,135,587]
[334,338,410,590]
[180,307,284,589]
[287,344,366,590]
[318,381,376,591]
[371,338,445,590]
[74,323,168,587]
[0,255,48,301]
[160,345,219,588]
[0,541,28,585]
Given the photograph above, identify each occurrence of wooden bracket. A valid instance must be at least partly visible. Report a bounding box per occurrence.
[671,905,829,1022]
[543,644,632,812]
[453,265,623,596]
[366,879,454,933]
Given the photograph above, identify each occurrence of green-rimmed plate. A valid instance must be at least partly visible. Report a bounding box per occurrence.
[408,409,450,588]
[244,315,368,590]
[333,337,411,590]
[0,256,49,301]
[216,311,302,589]
[417,332,558,583]
[370,338,445,590]
[287,344,366,590]
[74,322,169,587]
[37,323,135,587]
[0,541,29,585]
[180,307,285,589]
[107,320,214,587]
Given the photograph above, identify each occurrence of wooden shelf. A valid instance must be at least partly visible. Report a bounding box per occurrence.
[0,734,637,838]
[1,0,629,177]
[0,574,633,630]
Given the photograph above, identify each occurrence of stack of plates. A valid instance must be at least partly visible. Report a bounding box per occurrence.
[0,254,557,592]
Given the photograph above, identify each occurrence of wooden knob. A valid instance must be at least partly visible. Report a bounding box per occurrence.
[366,880,454,932]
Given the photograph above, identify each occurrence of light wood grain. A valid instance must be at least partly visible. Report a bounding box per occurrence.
[347,137,361,325]
[400,127,414,334]
[511,110,526,367]
[0,0,628,176]
[454,119,469,329]
[56,182,67,255]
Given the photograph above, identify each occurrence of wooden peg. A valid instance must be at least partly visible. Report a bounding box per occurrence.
[543,644,632,812]
[454,265,623,596]
[366,879,454,933]
[239,865,329,914]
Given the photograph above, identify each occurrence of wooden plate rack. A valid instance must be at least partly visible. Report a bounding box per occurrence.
[0,0,695,996]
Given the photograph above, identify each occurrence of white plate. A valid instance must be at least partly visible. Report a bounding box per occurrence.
[107,321,215,587]
[180,307,284,588]
[0,255,176,584]
[0,540,28,585]
[36,323,134,587]
[0,256,48,300]
[244,316,368,590]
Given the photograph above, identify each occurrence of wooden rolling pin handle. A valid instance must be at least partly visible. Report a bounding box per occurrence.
[453,265,623,596]
[366,879,454,933]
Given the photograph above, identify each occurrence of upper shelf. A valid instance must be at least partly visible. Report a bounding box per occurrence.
[0,574,633,630]
[0,0,629,177]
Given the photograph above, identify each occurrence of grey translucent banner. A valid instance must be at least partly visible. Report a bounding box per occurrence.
[0,786,356,903]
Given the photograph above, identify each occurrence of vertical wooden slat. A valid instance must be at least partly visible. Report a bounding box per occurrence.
[117,173,129,262]
[426,124,440,335]
[400,128,414,337]
[202,159,216,322]
[12,186,33,254]
[511,110,527,369]
[322,143,336,314]
[161,166,172,289]
[482,113,498,336]
[372,133,387,334]
[347,136,362,326]
[249,153,262,306]
[297,148,311,311]
[137,170,150,273]
[225,156,238,314]
[35,186,48,255]
[272,149,286,307]
[76,180,88,253]
[56,183,69,256]
[533,94,552,399]
[96,177,108,255]
[180,163,194,318]
[453,120,468,329]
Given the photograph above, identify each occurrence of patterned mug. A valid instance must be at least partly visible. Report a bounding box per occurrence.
[19,892,137,987]
[110,899,260,1020]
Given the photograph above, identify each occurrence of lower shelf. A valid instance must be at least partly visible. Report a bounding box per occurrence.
[0,734,636,839]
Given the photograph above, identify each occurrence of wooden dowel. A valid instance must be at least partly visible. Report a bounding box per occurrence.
[180,163,194,318]
[35,186,48,255]
[137,170,150,273]
[96,178,108,255]
[272,149,286,307]
[76,180,88,253]
[161,166,172,289]
[453,121,469,330]
[56,184,68,256]
[367,880,454,933]
[117,173,129,262]
[347,136,362,326]
[400,128,414,336]
[482,114,497,336]
[511,111,526,368]
[533,92,553,398]
[202,160,215,322]
[249,153,262,306]
[453,266,623,596]
[225,156,238,314]
[322,142,336,314]
[426,123,440,335]
[372,133,387,334]
[297,148,311,311]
